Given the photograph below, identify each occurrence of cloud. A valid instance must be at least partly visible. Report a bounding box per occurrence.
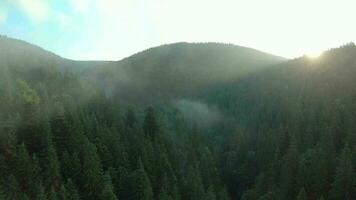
[70,0,91,13]
[0,10,7,24]
[16,0,50,23]
[56,12,71,27]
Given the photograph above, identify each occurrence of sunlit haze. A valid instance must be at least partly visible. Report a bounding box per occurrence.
[0,0,355,60]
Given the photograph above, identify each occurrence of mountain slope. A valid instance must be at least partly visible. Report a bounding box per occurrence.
[0,35,109,73]
[194,43,356,199]
[83,42,286,101]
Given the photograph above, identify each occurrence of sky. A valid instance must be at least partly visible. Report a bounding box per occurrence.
[0,0,355,60]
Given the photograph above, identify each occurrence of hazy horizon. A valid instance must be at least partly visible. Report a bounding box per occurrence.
[1,0,356,60]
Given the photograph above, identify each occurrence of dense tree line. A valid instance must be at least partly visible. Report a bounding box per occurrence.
[200,43,356,199]
[0,62,228,199]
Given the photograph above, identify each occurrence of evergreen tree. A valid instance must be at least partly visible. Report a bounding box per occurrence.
[125,109,138,129]
[296,187,307,200]
[330,144,355,200]
[65,179,80,200]
[48,186,58,200]
[101,171,118,200]
[58,185,67,200]
[143,107,159,139]
[44,142,61,188]
[36,184,47,200]
[2,175,20,200]
[205,186,217,200]
[80,137,104,199]
[280,136,299,199]
[182,166,205,200]
[131,159,154,200]
[158,188,173,200]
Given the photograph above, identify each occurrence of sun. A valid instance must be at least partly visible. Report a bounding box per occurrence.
[306,51,322,59]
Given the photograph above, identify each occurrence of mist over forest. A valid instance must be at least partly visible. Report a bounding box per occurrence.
[0,33,355,200]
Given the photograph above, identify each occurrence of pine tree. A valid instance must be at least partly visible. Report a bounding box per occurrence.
[205,186,217,200]
[101,171,118,200]
[216,187,229,200]
[280,136,299,199]
[182,166,205,200]
[14,143,33,194]
[80,137,104,199]
[51,102,71,153]
[36,183,47,200]
[58,185,67,200]
[131,159,154,200]
[65,179,80,200]
[296,187,307,200]
[330,143,355,200]
[48,186,58,200]
[143,107,159,139]
[158,188,173,200]
[125,109,138,129]
[0,189,4,200]
[3,174,20,200]
[44,142,61,188]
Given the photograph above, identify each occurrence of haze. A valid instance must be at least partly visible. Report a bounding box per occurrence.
[0,0,355,60]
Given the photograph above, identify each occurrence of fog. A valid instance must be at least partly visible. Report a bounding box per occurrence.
[173,99,222,128]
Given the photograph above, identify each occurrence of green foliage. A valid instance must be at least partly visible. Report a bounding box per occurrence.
[330,144,356,200]
[296,187,307,200]
[143,107,159,139]
[131,159,154,200]
[15,79,40,105]
[101,171,118,200]
[65,179,80,200]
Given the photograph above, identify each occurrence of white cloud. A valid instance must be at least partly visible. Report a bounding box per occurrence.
[56,12,71,27]
[0,10,7,24]
[17,0,50,23]
[71,0,91,13]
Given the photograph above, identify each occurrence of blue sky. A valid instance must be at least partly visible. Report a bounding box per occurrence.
[0,0,356,60]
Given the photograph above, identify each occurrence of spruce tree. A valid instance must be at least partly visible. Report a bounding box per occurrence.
[158,188,173,200]
[48,186,58,200]
[65,179,80,200]
[44,142,61,188]
[205,186,217,200]
[125,109,138,129]
[131,159,154,200]
[36,183,47,200]
[80,137,104,199]
[3,175,20,200]
[280,136,299,199]
[296,187,307,200]
[101,171,118,200]
[330,143,355,200]
[143,107,159,139]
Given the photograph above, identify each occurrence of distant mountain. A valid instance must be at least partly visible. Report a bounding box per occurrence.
[84,42,286,101]
[0,35,110,73]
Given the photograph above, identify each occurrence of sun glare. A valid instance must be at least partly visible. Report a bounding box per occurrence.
[306,51,322,59]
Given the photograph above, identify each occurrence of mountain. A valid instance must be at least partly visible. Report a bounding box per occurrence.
[0,36,355,200]
[83,42,285,101]
[0,35,110,73]
[201,43,356,199]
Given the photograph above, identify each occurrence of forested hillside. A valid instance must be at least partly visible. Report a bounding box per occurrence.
[0,37,355,200]
[83,42,285,101]
[200,43,356,199]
